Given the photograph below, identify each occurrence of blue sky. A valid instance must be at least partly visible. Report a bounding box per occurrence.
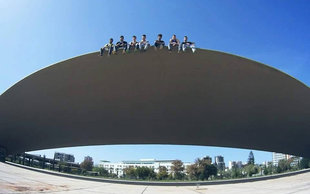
[1,0,309,165]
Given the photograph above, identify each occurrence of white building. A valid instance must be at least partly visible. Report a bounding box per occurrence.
[272,152,300,166]
[98,159,193,177]
[228,161,243,169]
[272,153,290,166]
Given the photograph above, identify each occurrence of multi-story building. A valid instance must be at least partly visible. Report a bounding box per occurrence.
[99,159,193,177]
[54,152,75,163]
[214,155,225,171]
[272,152,300,166]
[272,153,288,166]
[228,161,242,169]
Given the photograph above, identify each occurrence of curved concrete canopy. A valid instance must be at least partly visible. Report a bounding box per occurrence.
[0,48,309,157]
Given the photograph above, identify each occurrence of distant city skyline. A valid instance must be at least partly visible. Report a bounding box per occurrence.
[28,145,272,165]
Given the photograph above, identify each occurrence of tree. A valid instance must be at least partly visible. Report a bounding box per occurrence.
[157,166,168,180]
[196,156,217,180]
[263,164,274,175]
[231,166,243,178]
[187,156,217,181]
[277,159,291,173]
[247,151,255,165]
[80,156,94,171]
[93,166,109,177]
[200,163,217,180]
[300,158,310,169]
[244,164,259,177]
[123,166,136,179]
[186,164,199,180]
[171,160,185,180]
[136,166,155,180]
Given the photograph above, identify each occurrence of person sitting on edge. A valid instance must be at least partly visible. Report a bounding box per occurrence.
[181,36,196,53]
[128,35,139,51]
[115,35,128,54]
[168,34,180,52]
[100,38,115,56]
[139,34,150,51]
[154,34,165,50]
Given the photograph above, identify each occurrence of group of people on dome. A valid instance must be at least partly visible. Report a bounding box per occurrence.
[99,34,196,56]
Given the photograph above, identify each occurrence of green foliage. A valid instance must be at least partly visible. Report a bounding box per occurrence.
[231,167,243,178]
[299,158,310,169]
[124,166,156,180]
[247,151,255,165]
[157,166,168,180]
[186,156,217,181]
[276,159,291,173]
[263,165,273,175]
[80,156,94,171]
[171,160,185,180]
[123,166,137,179]
[93,166,109,177]
[244,164,259,177]
[186,164,199,180]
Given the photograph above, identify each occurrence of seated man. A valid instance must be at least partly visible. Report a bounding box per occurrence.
[168,34,180,52]
[100,38,115,56]
[154,34,165,50]
[139,34,150,51]
[128,35,139,51]
[181,36,196,53]
[115,35,128,54]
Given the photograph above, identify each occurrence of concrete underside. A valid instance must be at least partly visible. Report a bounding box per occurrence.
[1,162,310,194]
[0,48,309,156]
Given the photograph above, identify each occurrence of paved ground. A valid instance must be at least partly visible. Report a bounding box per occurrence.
[1,162,310,194]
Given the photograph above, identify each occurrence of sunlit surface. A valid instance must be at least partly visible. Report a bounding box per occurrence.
[1,162,309,194]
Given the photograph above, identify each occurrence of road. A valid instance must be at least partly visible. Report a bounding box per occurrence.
[1,162,310,193]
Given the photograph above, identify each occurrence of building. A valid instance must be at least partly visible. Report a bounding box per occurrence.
[272,152,300,166]
[228,161,243,169]
[99,159,193,177]
[272,153,288,166]
[214,156,225,171]
[54,152,75,163]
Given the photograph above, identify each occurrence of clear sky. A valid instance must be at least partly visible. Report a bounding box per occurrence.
[1,0,309,165]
